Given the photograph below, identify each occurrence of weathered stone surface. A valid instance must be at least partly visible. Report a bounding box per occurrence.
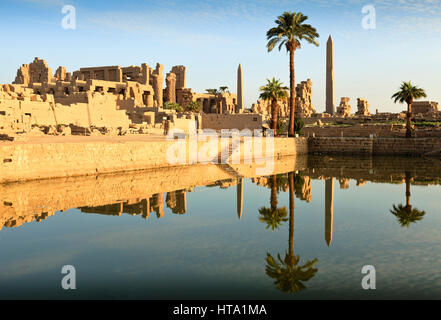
[336,97,351,117]
[13,57,53,85]
[412,101,439,115]
[176,88,194,108]
[55,66,67,81]
[164,72,177,103]
[356,98,370,116]
[152,63,164,107]
[171,65,186,89]
[295,79,316,117]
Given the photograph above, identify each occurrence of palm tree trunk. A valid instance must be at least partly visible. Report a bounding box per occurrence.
[288,48,296,137]
[406,103,412,138]
[271,99,278,136]
[270,175,278,211]
[405,171,411,208]
[288,172,296,264]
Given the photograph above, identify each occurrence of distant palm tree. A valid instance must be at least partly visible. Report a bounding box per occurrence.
[391,81,427,138]
[390,171,426,227]
[259,78,289,135]
[205,88,220,95]
[267,11,319,137]
[219,86,229,93]
[265,172,318,294]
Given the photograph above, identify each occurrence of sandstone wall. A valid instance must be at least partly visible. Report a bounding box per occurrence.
[309,137,441,156]
[0,136,307,183]
[202,114,262,131]
[303,125,441,138]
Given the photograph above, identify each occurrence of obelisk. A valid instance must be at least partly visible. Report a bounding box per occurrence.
[326,36,334,115]
[237,64,244,113]
[325,178,334,246]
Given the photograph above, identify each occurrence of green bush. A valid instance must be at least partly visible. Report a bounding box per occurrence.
[294,117,304,135]
[186,101,202,113]
[163,102,183,113]
[275,118,287,136]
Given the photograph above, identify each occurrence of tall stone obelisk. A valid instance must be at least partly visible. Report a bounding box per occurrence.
[237,64,244,113]
[326,36,334,115]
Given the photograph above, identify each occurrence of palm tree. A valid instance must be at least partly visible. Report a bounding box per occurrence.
[259,78,289,135]
[267,11,319,137]
[265,172,318,294]
[391,81,427,138]
[205,88,220,95]
[219,86,229,93]
[390,171,426,227]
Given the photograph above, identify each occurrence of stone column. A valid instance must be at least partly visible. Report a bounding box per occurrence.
[326,36,334,115]
[171,65,186,89]
[237,64,244,113]
[164,72,177,103]
[152,63,164,107]
[141,63,149,85]
[325,178,334,246]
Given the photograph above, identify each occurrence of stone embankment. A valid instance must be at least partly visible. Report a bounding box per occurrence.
[0,136,308,183]
[1,135,440,183]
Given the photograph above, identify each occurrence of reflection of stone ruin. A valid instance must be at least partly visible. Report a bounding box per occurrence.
[336,97,352,117]
[1,58,259,139]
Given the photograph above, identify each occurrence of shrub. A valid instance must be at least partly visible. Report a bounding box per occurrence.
[163,102,183,113]
[294,117,304,135]
[186,101,202,113]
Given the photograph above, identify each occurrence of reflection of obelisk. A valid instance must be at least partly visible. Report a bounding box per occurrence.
[237,64,244,113]
[326,36,334,115]
[141,198,150,220]
[325,178,334,246]
[237,178,243,219]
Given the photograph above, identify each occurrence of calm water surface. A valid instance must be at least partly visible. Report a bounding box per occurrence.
[1,156,441,299]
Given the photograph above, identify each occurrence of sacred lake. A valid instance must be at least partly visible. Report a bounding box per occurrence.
[0,155,440,299]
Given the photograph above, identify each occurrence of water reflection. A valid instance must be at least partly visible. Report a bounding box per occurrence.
[258,175,288,231]
[389,171,426,228]
[1,156,441,298]
[265,172,318,294]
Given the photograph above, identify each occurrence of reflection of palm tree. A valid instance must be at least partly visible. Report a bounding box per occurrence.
[390,171,426,228]
[259,207,288,230]
[265,172,318,294]
[259,175,287,230]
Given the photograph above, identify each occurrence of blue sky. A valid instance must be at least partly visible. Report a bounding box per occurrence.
[1,0,440,112]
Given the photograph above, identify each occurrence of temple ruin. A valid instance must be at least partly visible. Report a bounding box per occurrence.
[1,58,259,138]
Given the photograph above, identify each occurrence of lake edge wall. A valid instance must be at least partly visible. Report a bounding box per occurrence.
[308,137,441,156]
[0,137,308,183]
